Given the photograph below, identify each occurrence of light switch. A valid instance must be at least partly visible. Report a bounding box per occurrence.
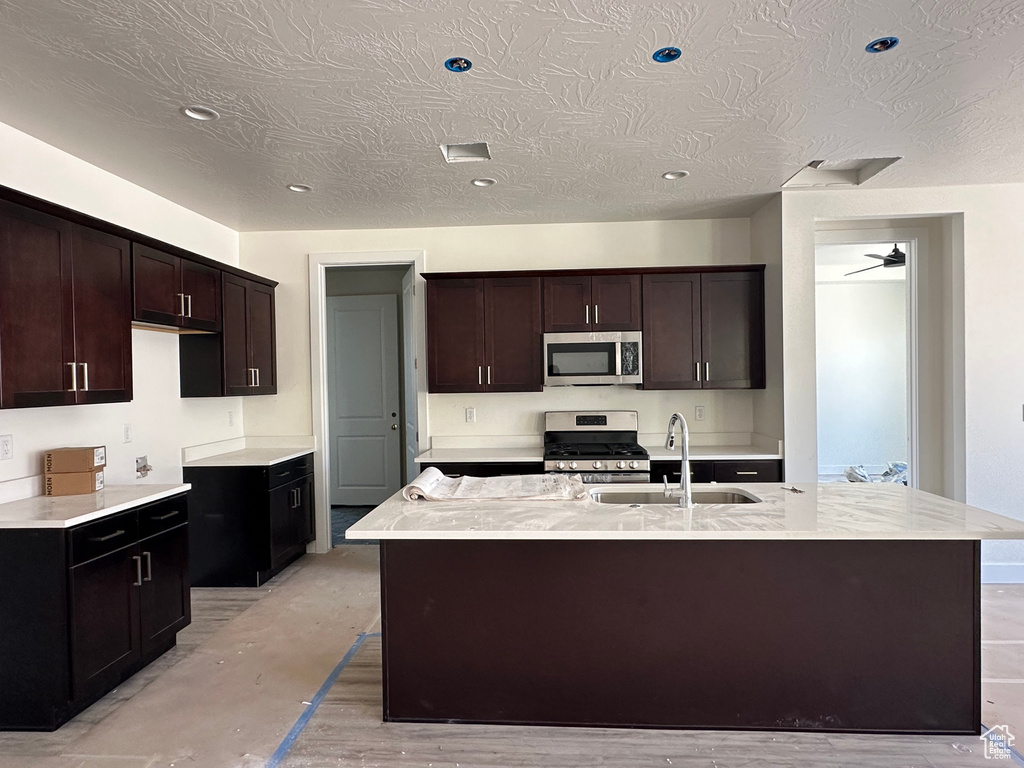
[0,435,12,460]
[465,407,476,423]
[695,405,706,422]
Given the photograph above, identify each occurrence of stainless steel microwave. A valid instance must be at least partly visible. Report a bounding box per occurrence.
[543,331,642,386]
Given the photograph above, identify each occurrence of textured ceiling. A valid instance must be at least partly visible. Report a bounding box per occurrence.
[0,0,1023,231]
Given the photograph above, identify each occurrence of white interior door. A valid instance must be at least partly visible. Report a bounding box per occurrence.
[327,294,401,505]
[401,269,419,483]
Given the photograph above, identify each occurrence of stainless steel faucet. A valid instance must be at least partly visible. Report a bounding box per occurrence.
[666,412,693,508]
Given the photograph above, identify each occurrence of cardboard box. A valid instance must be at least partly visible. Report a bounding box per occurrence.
[44,446,106,474]
[44,468,104,496]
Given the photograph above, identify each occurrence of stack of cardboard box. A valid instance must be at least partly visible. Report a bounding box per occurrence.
[44,446,106,496]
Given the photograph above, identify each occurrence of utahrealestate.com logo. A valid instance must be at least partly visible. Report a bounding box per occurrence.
[981,725,1016,760]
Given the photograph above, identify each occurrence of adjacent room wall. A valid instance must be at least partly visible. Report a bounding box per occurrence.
[240,218,764,443]
[782,185,1022,580]
[749,195,784,444]
[0,121,242,500]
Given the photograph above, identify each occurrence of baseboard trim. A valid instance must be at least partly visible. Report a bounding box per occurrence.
[982,564,1024,584]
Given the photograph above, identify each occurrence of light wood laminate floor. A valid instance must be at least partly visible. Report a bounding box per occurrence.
[0,546,1021,768]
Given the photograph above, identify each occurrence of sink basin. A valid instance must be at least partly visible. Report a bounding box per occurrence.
[589,488,761,506]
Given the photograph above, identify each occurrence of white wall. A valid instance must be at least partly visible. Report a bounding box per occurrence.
[240,218,760,443]
[781,185,1023,579]
[750,195,785,443]
[0,121,243,499]
[815,279,907,474]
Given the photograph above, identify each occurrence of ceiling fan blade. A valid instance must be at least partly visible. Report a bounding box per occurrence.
[863,253,887,260]
[844,263,884,277]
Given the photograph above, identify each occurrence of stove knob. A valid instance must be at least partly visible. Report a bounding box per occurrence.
[593,461,603,469]
[568,461,578,470]
[556,461,566,470]
[616,461,626,469]
[629,460,640,469]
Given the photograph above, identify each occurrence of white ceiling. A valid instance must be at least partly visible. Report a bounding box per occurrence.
[1,1,1022,232]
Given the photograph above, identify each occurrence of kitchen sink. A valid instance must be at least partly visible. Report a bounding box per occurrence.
[589,488,761,506]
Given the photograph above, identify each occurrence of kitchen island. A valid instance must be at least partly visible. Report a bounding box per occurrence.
[347,482,1024,734]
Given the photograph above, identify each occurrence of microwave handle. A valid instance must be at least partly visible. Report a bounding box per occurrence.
[615,343,622,375]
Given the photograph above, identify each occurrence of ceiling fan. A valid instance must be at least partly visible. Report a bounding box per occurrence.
[844,244,906,276]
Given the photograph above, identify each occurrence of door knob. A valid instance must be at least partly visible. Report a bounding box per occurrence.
[391,424,398,430]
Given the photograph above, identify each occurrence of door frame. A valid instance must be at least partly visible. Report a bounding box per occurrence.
[813,228,922,489]
[308,250,427,554]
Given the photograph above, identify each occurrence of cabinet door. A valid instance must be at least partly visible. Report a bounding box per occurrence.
[139,524,191,655]
[180,260,221,332]
[484,276,542,392]
[247,280,277,394]
[268,482,299,568]
[700,271,765,389]
[712,460,781,483]
[426,278,486,393]
[68,545,141,701]
[0,201,76,408]
[222,274,251,395]
[132,244,182,326]
[71,225,133,404]
[591,274,640,331]
[543,275,591,332]
[641,273,701,390]
[295,474,315,546]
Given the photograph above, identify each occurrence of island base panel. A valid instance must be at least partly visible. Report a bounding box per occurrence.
[380,539,979,734]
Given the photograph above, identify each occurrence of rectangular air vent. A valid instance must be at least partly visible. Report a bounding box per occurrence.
[783,157,901,188]
[440,142,491,163]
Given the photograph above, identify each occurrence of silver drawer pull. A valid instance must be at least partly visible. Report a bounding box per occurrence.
[177,293,186,316]
[80,362,89,392]
[67,362,78,392]
[735,471,759,476]
[132,555,142,587]
[88,529,125,543]
[151,510,180,521]
[142,551,153,582]
[695,362,700,382]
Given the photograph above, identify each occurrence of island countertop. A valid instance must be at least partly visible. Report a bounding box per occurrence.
[346,482,1024,541]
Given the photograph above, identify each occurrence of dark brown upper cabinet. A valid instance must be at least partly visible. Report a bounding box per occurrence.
[427,276,542,393]
[543,274,640,333]
[642,268,765,390]
[133,243,221,332]
[0,200,131,409]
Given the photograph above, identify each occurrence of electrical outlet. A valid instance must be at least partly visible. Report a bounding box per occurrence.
[123,423,132,443]
[465,407,476,423]
[694,405,706,422]
[0,435,12,461]
[228,410,235,427]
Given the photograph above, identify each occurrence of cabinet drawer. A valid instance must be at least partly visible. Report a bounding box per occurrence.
[138,495,188,539]
[651,460,712,484]
[266,454,314,488]
[712,460,781,483]
[421,462,544,478]
[69,510,138,566]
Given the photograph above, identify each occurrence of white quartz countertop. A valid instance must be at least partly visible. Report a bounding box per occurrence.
[415,445,780,464]
[346,482,1024,541]
[183,447,313,467]
[0,484,191,529]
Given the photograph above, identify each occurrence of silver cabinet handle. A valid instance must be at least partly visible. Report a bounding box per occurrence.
[88,529,125,543]
[585,304,589,324]
[695,362,701,382]
[186,294,193,318]
[594,304,599,325]
[478,366,482,385]
[142,551,153,582]
[486,365,491,384]
[255,367,260,387]
[705,362,710,381]
[80,362,89,392]
[735,471,759,476]
[67,362,78,392]
[152,510,179,521]
[132,555,142,587]
[177,293,186,316]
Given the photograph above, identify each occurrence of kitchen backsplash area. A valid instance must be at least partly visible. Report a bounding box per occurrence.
[426,388,764,445]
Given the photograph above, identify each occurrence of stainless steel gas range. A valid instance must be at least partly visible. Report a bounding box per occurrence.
[543,410,650,483]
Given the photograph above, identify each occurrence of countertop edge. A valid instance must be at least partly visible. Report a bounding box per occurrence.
[0,484,192,529]
[182,448,314,468]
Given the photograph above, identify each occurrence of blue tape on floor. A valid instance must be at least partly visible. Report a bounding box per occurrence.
[265,631,382,768]
[981,723,1024,766]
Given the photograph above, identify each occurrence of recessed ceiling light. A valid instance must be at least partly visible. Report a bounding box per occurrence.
[865,36,899,53]
[286,183,313,193]
[444,57,473,72]
[652,47,682,63]
[471,178,496,187]
[661,170,690,180]
[179,105,220,121]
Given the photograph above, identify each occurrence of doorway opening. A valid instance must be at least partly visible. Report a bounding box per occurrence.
[323,264,417,546]
[814,240,914,485]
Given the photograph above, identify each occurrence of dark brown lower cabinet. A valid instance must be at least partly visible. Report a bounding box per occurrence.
[420,462,544,477]
[651,459,782,484]
[0,493,189,731]
[185,453,315,587]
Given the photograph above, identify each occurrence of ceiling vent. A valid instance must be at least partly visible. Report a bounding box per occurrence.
[782,157,901,188]
[440,142,491,163]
